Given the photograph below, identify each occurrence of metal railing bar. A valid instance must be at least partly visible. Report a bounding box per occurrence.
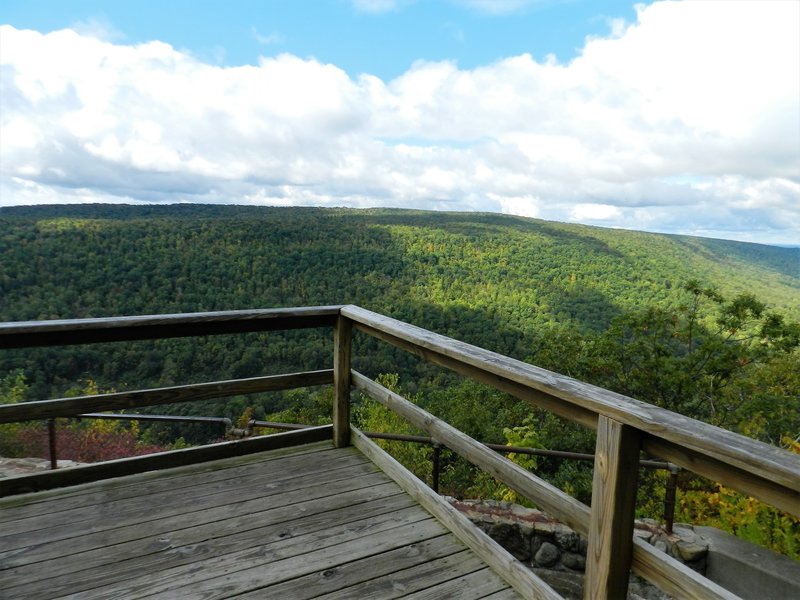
[250,420,674,469]
[79,413,232,426]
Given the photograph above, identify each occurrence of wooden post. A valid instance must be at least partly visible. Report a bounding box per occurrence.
[585,415,641,600]
[333,316,352,448]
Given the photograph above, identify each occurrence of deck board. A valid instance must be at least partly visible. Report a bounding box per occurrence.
[0,441,333,523]
[309,548,487,600]
[1,445,368,539]
[248,542,474,600]
[0,442,523,599]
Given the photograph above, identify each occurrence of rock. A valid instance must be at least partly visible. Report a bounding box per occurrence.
[489,522,530,561]
[634,528,653,542]
[562,551,586,571]
[676,540,708,562]
[555,531,580,552]
[534,521,559,535]
[654,538,669,553]
[640,518,660,528]
[674,529,698,544]
[535,541,560,567]
[533,568,584,600]
[530,534,544,559]
[518,522,535,538]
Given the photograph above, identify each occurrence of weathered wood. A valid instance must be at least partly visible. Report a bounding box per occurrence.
[243,540,473,600]
[354,371,732,598]
[630,537,742,600]
[584,416,641,600]
[2,304,794,599]
[4,431,529,600]
[0,369,333,424]
[4,486,414,596]
[354,371,591,535]
[333,316,352,448]
[2,480,404,588]
[0,441,333,518]
[0,448,375,542]
[643,435,800,518]
[481,589,530,600]
[401,567,512,600]
[0,306,343,349]
[2,473,393,567]
[343,305,800,510]
[352,319,597,429]
[78,512,444,599]
[0,425,332,497]
[351,426,561,600]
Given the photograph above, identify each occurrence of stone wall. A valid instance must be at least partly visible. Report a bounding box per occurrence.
[448,499,709,574]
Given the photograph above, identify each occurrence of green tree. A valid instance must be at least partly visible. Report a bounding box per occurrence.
[587,281,800,422]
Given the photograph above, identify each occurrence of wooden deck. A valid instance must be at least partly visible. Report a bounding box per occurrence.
[0,441,523,599]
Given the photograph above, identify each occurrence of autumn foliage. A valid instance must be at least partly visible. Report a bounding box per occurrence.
[7,419,168,463]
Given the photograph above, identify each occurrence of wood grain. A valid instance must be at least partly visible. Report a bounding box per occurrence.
[245,541,475,600]
[82,512,444,599]
[351,426,560,600]
[0,425,332,497]
[354,371,591,535]
[584,416,641,600]
[400,567,512,599]
[4,484,412,597]
[343,305,800,513]
[630,537,741,600]
[0,448,375,543]
[354,371,741,600]
[333,316,352,448]
[0,306,343,349]
[0,441,333,517]
[643,435,800,518]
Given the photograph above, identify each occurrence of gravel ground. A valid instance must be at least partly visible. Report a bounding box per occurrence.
[0,456,83,478]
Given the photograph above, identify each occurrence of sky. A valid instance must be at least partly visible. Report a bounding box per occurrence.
[1,1,798,245]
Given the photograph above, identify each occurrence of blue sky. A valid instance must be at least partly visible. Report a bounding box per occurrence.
[2,0,640,78]
[1,1,798,245]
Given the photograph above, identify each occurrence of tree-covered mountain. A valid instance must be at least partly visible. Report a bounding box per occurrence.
[2,204,797,321]
[1,204,797,404]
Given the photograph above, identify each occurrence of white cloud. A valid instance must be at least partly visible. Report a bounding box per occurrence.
[570,203,622,222]
[69,16,124,42]
[453,0,544,15]
[350,0,402,13]
[1,0,798,244]
[251,27,283,45]
[492,193,541,218]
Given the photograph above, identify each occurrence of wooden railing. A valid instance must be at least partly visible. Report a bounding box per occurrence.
[1,305,798,600]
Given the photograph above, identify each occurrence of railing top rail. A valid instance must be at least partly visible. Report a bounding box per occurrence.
[0,306,344,349]
[341,304,800,501]
[0,370,334,424]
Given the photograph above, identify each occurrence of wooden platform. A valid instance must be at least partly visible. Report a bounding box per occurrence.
[0,441,523,599]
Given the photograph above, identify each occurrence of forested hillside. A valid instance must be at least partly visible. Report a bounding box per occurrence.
[1,204,797,404]
[2,205,798,324]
